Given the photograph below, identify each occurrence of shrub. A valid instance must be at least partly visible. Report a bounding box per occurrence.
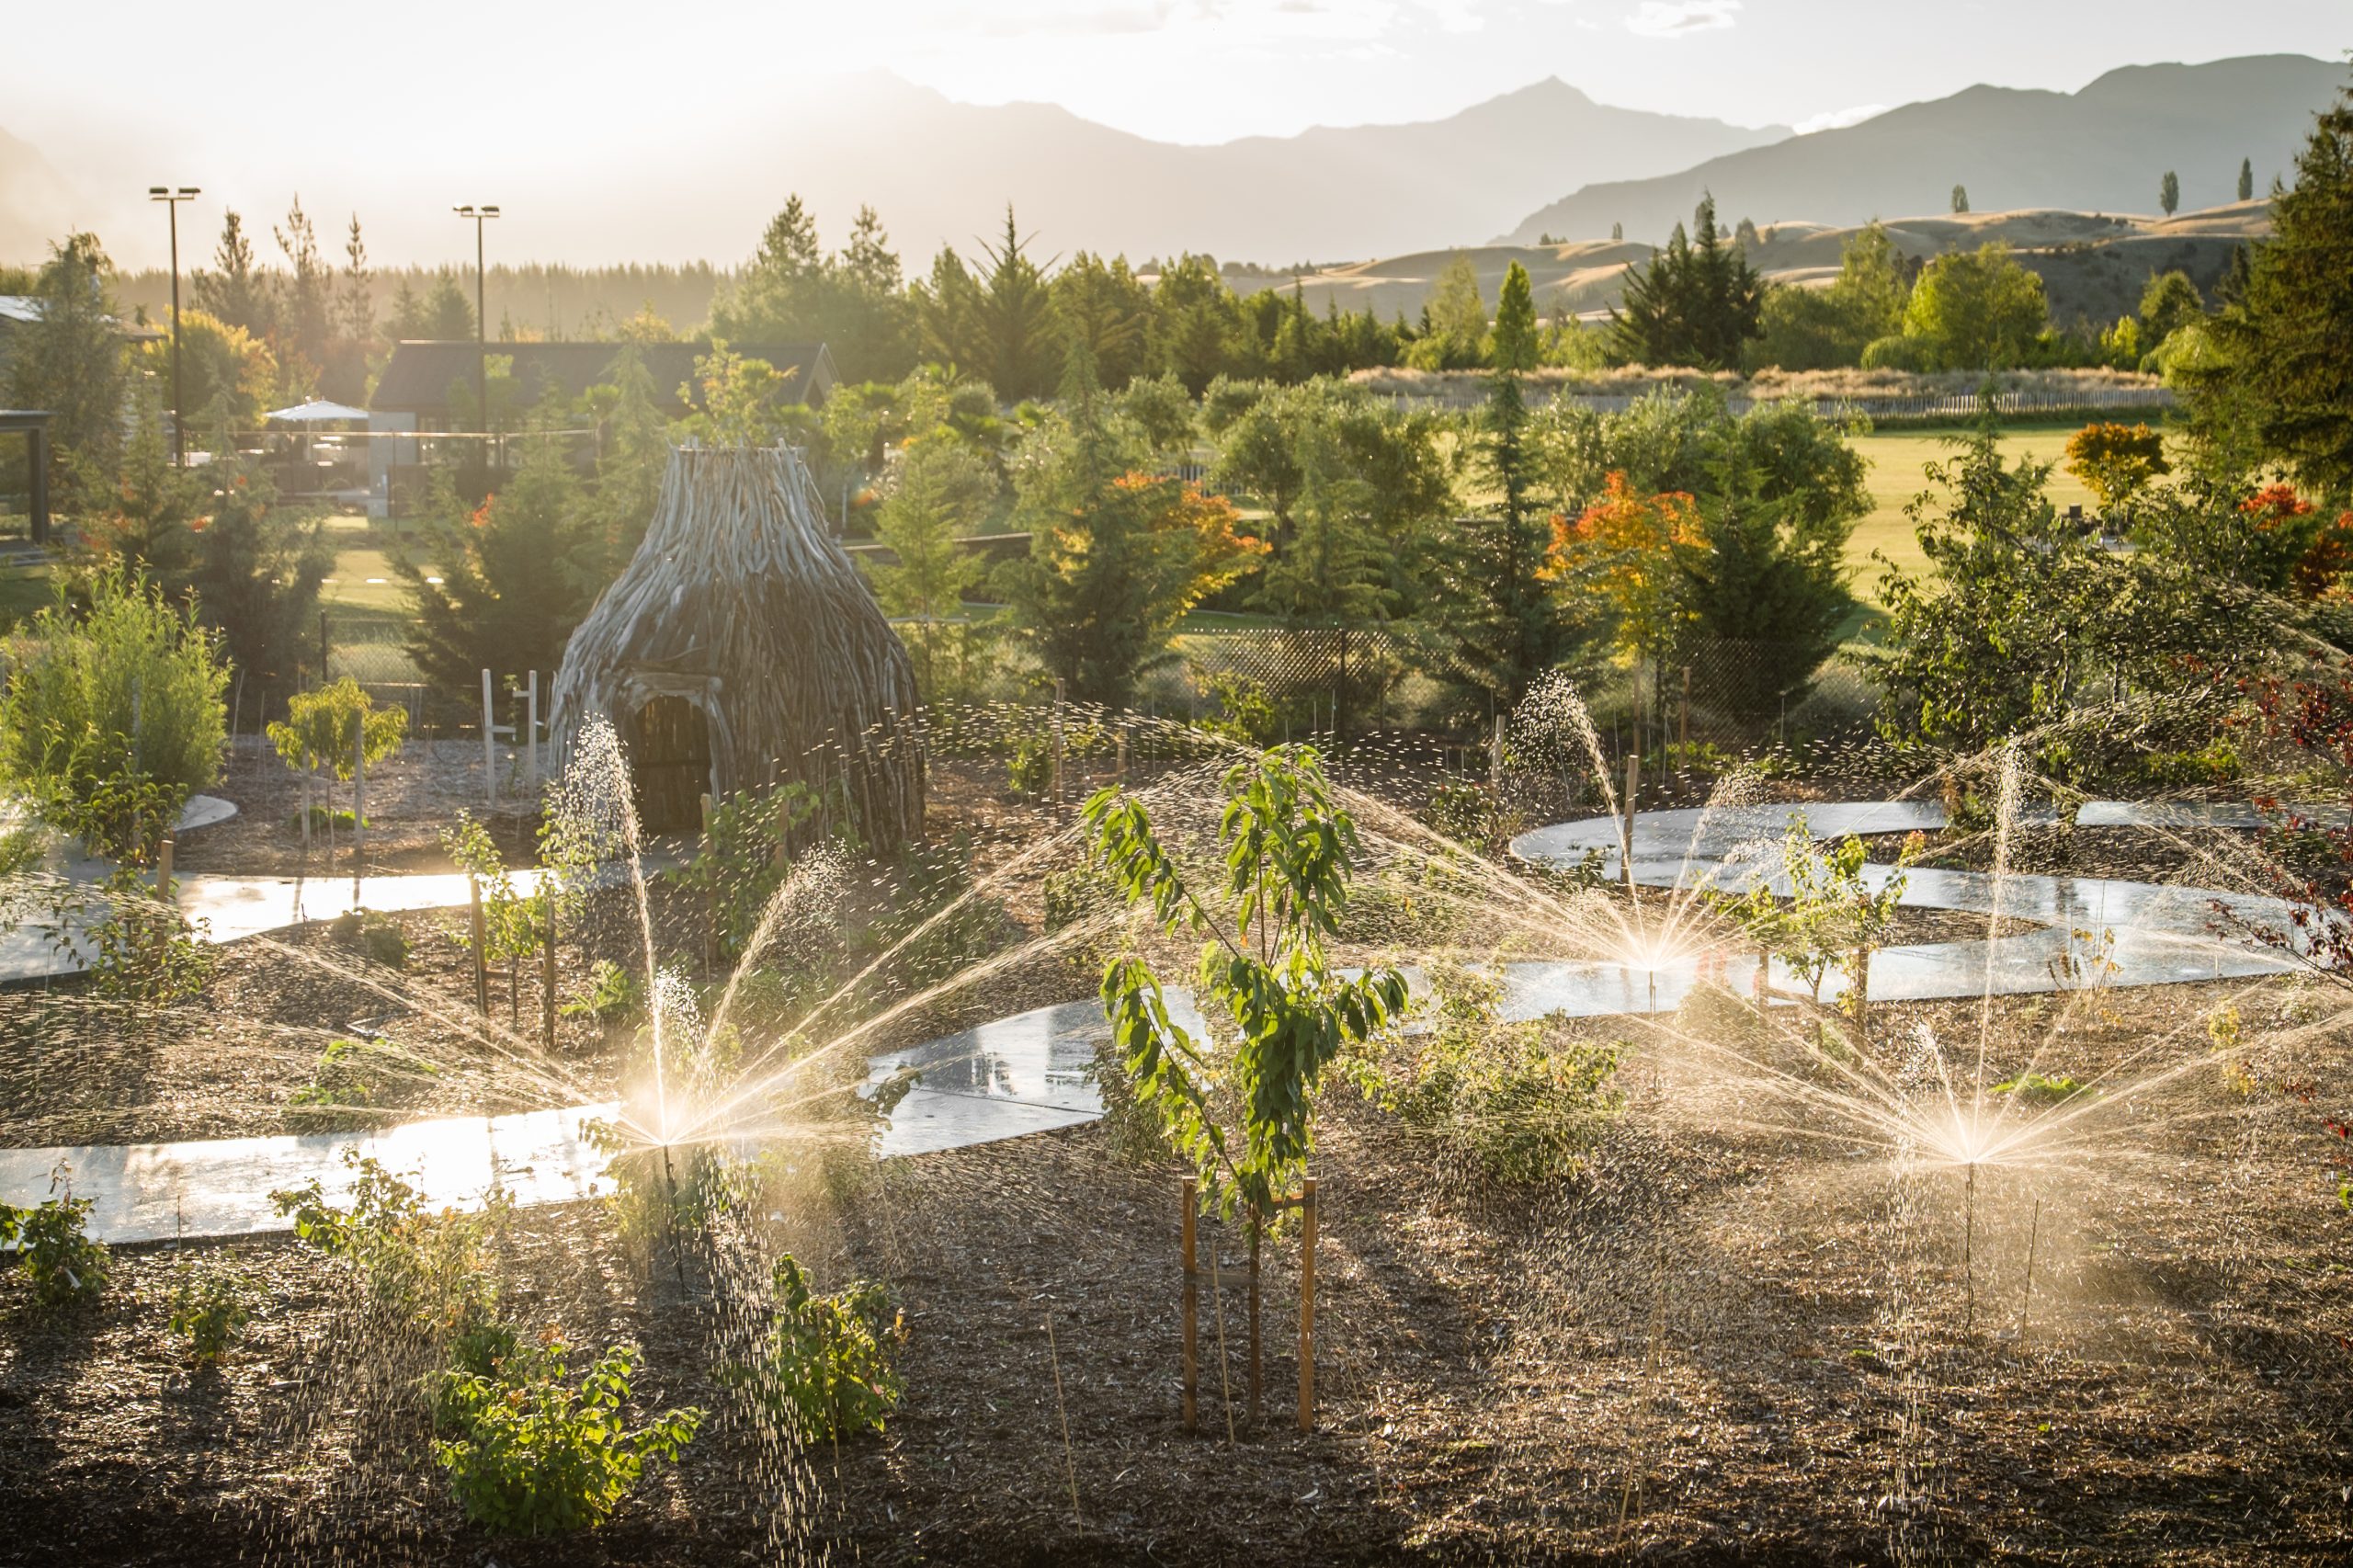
[1859,334,1929,372]
[288,1036,440,1130]
[328,908,410,969]
[678,784,831,958]
[271,1153,503,1338]
[1348,962,1622,1186]
[723,1254,904,1442]
[0,567,228,860]
[561,959,643,1025]
[1991,1072,2094,1107]
[432,1335,704,1535]
[49,860,214,1004]
[0,1184,111,1311]
[2063,422,2169,509]
[166,1266,252,1362]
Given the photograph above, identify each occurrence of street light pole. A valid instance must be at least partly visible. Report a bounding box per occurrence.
[149,187,200,467]
[452,203,501,472]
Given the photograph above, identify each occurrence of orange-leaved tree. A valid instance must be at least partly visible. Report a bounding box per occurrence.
[2063,421,2170,510]
[1549,471,1701,675]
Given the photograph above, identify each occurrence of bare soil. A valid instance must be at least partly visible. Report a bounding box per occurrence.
[4,973,2351,1566]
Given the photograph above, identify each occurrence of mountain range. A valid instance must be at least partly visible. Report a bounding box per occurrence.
[1505,55,2345,245]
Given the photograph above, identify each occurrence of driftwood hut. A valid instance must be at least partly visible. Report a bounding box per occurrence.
[549,443,923,846]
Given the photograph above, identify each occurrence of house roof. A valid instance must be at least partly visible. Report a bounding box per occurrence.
[369,340,836,416]
[0,295,165,341]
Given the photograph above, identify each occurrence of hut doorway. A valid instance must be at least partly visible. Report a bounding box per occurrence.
[629,696,713,833]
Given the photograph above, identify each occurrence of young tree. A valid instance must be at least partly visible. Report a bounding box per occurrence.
[975,207,1059,402]
[190,457,334,687]
[2161,170,2182,217]
[1409,254,1487,370]
[78,392,204,581]
[869,435,995,692]
[1086,744,1407,1224]
[1489,260,1540,373]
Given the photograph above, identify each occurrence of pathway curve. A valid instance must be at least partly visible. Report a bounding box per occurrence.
[2,801,2306,1243]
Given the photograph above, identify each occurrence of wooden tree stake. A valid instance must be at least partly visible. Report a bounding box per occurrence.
[542,892,558,1050]
[1248,1210,1262,1428]
[1298,1176,1318,1433]
[1181,1176,1199,1434]
[469,874,489,1017]
[481,668,496,812]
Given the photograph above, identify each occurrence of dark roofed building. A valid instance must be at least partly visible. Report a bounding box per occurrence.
[368,339,837,423]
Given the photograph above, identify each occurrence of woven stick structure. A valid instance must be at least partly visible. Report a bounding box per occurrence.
[549,443,923,847]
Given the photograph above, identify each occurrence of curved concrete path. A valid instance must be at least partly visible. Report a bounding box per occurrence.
[1,801,2309,1243]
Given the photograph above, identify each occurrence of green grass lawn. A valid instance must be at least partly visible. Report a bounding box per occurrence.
[1844,426,2098,600]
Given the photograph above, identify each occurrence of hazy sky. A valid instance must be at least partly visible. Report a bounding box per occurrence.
[6,0,2345,264]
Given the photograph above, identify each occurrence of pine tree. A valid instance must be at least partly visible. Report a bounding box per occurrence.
[1489,260,1539,372]
[1604,197,1760,369]
[2208,77,2353,497]
[1417,372,1583,710]
[975,207,1058,401]
[192,210,273,339]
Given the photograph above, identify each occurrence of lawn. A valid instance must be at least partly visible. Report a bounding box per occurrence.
[1844,425,2100,601]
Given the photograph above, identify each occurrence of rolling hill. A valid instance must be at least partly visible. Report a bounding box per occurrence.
[1282,204,2271,332]
[1505,54,2345,248]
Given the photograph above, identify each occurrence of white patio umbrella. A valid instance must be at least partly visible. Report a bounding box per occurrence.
[263,399,370,423]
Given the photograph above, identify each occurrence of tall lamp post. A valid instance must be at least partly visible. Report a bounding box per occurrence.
[149,186,200,467]
[452,203,500,471]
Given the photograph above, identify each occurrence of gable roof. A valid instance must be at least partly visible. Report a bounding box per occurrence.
[369,340,836,417]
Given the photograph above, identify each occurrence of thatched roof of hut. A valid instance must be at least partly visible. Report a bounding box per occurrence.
[549,442,923,846]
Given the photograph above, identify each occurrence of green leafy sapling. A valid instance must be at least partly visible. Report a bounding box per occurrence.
[1085,744,1408,1226]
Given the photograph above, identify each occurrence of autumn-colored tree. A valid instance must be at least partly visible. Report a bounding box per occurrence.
[2063,422,2170,509]
[1550,472,1701,669]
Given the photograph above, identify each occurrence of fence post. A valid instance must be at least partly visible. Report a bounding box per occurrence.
[1489,711,1504,792]
[1298,1175,1317,1433]
[1181,1176,1199,1435]
[481,668,497,812]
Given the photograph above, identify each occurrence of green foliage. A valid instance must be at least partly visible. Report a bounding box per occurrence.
[723,1254,904,1442]
[166,1266,252,1362]
[43,857,215,1004]
[0,567,228,860]
[2194,77,2353,498]
[328,908,411,970]
[562,960,644,1025]
[1489,261,1540,373]
[3,233,128,496]
[1086,744,1408,1221]
[1419,370,1593,711]
[711,197,916,384]
[1992,1071,2094,1106]
[394,437,601,704]
[1606,197,1764,369]
[1734,815,1909,1022]
[0,1182,111,1312]
[1347,962,1622,1187]
[1900,244,2048,370]
[1005,352,1262,705]
[679,785,829,958]
[288,1035,439,1128]
[2161,170,2181,217]
[433,1335,704,1536]
[1196,668,1278,747]
[1744,222,1911,372]
[1409,254,1489,370]
[870,433,995,696]
[2136,271,2204,352]
[184,456,334,687]
[268,677,408,781]
[270,1153,505,1339]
